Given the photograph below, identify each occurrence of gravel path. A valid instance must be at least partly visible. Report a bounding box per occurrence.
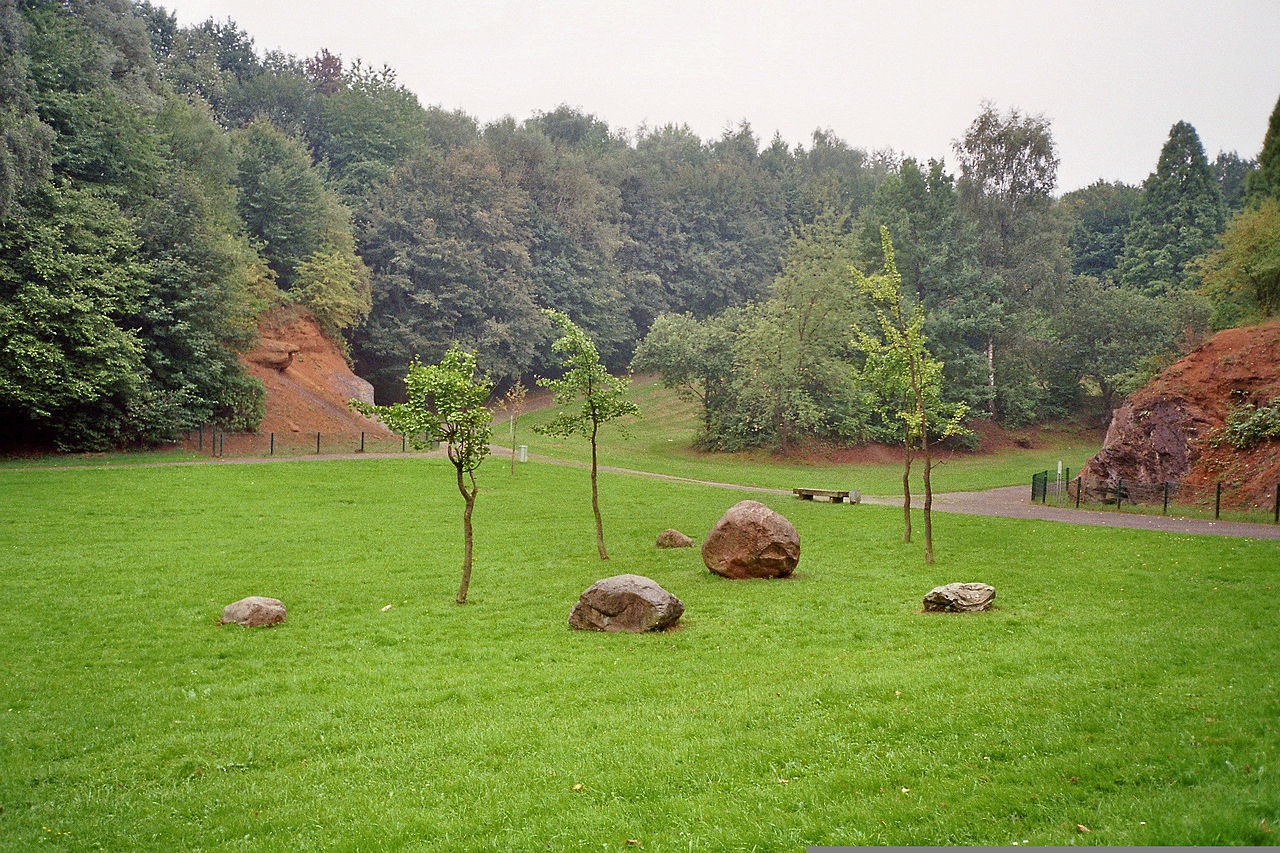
[9,447,1280,541]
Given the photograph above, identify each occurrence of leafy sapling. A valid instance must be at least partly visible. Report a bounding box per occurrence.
[536,310,639,560]
[352,346,493,603]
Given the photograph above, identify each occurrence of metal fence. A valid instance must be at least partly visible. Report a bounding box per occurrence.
[1032,470,1280,523]
[181,427,434,458]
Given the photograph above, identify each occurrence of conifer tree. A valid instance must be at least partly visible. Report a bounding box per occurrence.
[1118,121,1225,295]
[1244,94,1280,205]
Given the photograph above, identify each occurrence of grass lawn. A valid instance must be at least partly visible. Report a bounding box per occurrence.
[512,379,1099,495]
[1,458,1277,850]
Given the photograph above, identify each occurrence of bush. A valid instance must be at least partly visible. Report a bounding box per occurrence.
[1217,400,1280,449]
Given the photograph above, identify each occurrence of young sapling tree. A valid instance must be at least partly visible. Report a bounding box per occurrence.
[536,310,639,560]
[351,346,493,602]
[853,227,968,563]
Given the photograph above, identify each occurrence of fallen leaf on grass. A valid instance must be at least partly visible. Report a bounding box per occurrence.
[625,840,640,846]
[1261,818,1272,834]
[381,604,393,612]
[777,779,789,785]
[1076,824,1090,834]
[571,783,585,791]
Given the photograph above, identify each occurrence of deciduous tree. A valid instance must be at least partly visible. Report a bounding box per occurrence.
[852,227,968,563]
[536,310,639,560]
[352,346,493,604]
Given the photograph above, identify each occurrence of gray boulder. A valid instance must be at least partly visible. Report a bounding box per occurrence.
[569,574,684,632]
[221,596,287,627]
[656,528,694,548]
[701,500,800,579]
[923,582,995,612]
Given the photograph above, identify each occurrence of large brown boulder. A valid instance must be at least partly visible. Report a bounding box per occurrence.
[220,596,287,627]
[569,574,683,632]
[701,500,800,579]
[656,528,694,548]
[923,583,995,612]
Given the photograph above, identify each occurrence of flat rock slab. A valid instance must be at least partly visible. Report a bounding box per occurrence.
[923,582,995,612]
[569,574,684,633]
[221,596,287,627]
[656,528,694,548]
[702,500,800,579]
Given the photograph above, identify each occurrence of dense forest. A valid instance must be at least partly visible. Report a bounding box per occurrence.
[2,0,1278,450]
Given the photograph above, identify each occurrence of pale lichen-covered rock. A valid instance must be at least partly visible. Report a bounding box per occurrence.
[656,528,694,548]
[701,500,800,579]
[922,582,995,612]
[568,574,683,633]
[221,596,287,627]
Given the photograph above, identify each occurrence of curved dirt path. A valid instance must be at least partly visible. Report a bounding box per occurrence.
[8,447,1279,541]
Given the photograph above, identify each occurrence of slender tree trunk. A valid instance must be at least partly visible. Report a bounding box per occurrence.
[591,425,608,560]
[509,413,516,475]
[922,437,934,564]
[987,337,996,417]
[456,466,475,604]
[902,423,913,544]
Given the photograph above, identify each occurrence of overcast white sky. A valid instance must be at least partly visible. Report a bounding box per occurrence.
[162,0,1279,193]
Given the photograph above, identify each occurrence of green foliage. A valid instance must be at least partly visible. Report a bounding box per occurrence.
[1244,93,1280,205]
[1213,150,1256,214]
[851,227,969,449]
[1216,398,1280,449]
[1059,179,1142,279]
[536,309,639,440]
[353,346,493,470]
[1196,197,1280,321]
[1119,121,1225,296]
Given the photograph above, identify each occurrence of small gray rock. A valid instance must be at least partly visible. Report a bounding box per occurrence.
[656,528,694,548]
[569,574,684,633]
[221,596,287,627]
[923,582,995,612]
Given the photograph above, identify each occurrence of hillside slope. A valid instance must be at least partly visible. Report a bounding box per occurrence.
[241,309,391,437]
[1081,320,1280,505]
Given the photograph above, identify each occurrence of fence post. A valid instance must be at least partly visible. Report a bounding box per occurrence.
[1075,476,1082,508]
[1274,483,1279,524]
[1117,478,1123,510]
[402,435,406,453]
[1215,482,1222,519]
[218,431,224,458]
[270,433,274,456]
[360,431,365,453]
[198,424,203,451]
[316,432,321,454]
[1163,482,1169,515]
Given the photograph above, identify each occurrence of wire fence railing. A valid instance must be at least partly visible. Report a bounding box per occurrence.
[1032,470,1280,524]
[180,427,434,458]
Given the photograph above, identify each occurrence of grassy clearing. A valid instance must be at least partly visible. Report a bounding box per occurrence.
[514,379,1098,495]
[1,458,1277,850]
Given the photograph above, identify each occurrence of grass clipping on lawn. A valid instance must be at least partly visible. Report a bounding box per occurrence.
[0,458,1276,849]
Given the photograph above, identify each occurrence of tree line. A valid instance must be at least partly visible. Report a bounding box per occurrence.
[2,0,1278,451]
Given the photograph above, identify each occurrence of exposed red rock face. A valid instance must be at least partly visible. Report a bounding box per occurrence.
[1081,321,1280,506]
[701,500,800,579]
[240,308,389,437]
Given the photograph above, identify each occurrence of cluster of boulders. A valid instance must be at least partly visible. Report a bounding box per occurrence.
[222,499,994,636]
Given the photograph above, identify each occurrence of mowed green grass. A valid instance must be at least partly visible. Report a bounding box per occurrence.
[1,458,1278,850]
[514,379,1098,495]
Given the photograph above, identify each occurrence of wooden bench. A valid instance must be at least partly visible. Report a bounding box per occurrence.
[793,487,852,503]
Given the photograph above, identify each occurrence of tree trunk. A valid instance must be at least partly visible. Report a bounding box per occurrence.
[591,425,608,560]
[987,336,996,417]
[922,436,934,564]
[455,465,475,604]
[902,423,913,544]
[509,413,516,475]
